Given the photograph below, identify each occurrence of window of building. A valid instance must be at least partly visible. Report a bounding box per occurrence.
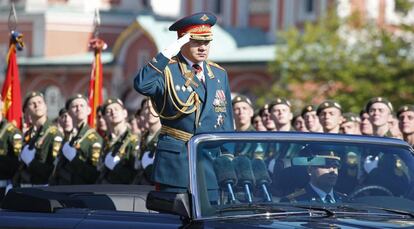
[299,0,316,21]
[44,85,64,119]
[306,0,315,13]
[249,0,270,14]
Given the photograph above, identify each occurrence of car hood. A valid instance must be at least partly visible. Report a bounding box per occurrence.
[202,215,414,228]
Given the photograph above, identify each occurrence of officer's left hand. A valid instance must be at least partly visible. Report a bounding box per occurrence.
[20,145,36,166]
[104,153,120,170]
[62,142,77,161]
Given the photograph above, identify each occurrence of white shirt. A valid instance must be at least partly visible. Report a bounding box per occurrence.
[310,183,335,203]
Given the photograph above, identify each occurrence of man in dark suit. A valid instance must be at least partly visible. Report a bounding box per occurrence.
[282,146,346,203]
[134,12,234,201]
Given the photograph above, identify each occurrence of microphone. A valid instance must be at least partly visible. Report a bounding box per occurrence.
[252,158,272,202]
[233,155,255,203]
[213,155,237,203]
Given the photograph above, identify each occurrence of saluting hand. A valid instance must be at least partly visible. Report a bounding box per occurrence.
[161,33,191,59]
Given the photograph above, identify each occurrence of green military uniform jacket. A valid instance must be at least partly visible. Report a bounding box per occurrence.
[56,124,103,184]
[15,120,62,185]
[0,120,22,180]
[99,129,139,184]
[133,130,160,185]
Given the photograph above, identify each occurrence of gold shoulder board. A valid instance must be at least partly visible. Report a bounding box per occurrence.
[286,188,306,200]
[207,60,225,71]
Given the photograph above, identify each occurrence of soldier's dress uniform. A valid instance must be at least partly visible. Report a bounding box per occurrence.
[134,12,234,194]
[14,119,62,187]
[281,184,347,203]
[133,129,160,185]
[55,123,103,184]
[98,129,139,184]
[0,120,22,199]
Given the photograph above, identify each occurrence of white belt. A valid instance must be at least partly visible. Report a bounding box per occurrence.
[20,184,49,188]
[0,180,8,188]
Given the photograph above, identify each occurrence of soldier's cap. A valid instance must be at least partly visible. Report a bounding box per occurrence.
[342,112,361,123]
[316,100,342,115]
[23,91,44,110]
[169,12,217,41]
[397,105,414,117]
[65,94,88,110]
[58,108,68,117]
[269,97,291,110]
[232,94,253,107]
[301,104,317,117]
[365,97,393,113]
[295,144,341,168]
[102,97,124,111]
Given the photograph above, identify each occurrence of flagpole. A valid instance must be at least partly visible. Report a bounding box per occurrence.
[2,2,23,129]
[87,8,106,128]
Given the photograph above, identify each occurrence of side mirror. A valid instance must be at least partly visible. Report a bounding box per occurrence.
[146,191,191,218]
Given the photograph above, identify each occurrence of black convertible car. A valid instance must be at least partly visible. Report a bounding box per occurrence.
[1,132,414,228]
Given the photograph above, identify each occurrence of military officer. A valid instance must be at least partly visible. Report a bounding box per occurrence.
[397,105,414,147]
[54,94,103,184]
[97,98,139,184]
[340,112,362,135]
[232,94,255,131]
[134,12,234,199]
[359,110,373,135]
[14,92,63,187]
[365,97,394,137]
[282,147,346,203]
[301,105,323,133]
[317,100,343,134]
[0,97,22,199]
[269,98,294,131]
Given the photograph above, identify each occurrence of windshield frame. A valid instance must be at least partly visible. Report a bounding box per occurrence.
[187,132,412,220]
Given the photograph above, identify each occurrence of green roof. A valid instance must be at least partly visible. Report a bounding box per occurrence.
[18,52,113,66]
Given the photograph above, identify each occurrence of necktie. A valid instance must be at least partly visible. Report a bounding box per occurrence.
[192,64,204,84]
[324,194,334,203]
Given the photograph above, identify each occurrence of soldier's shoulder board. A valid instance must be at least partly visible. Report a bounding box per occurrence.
[207,60,225,71]
[6,123,15,132]
[169,56,178,64]
[129,134,139,143]
[286,188,306,200]
[48,125,59,134]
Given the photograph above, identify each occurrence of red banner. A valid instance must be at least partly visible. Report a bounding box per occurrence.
[87,38,106,128]
[2,34,23,129]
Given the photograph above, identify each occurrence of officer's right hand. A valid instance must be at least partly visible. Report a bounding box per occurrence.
[20,145,35,166]
[62,142,77,162]
[161,33,191,59]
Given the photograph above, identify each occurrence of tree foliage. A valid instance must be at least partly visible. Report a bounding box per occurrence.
[264,10,414,113]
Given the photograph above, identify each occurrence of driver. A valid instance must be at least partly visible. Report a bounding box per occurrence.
[282,148,347,203]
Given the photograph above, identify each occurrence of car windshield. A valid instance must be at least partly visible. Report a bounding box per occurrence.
[190,133,414,218]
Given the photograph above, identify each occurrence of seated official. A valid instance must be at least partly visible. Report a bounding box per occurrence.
[281,148,346,203]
